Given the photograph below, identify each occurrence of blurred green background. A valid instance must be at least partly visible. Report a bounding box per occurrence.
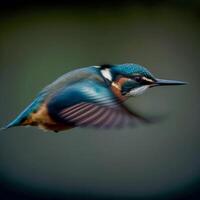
[0,1,200,199]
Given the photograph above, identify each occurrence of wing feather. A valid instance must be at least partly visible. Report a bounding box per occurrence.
[58,102,135,128]
[47,80,150,129]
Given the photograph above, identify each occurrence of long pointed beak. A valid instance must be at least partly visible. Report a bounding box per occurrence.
[153,78,188,87]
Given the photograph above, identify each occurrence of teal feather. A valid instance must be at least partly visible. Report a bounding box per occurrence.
[1,94,45,130]
[111,63,156,80]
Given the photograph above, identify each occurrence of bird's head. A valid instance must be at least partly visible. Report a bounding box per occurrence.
[99,63,187,97]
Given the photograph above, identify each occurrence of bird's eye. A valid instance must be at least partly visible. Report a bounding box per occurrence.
[133,76,143,82]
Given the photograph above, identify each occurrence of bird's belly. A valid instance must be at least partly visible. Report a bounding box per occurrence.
[22,103,72,132]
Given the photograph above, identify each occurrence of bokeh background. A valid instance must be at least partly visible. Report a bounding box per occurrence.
[0,0,200,199]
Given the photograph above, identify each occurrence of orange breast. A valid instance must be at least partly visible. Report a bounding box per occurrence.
[22,104,72,132]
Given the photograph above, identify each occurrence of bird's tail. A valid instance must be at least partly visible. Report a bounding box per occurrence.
[0,94,46,132]
[0,119,20,131]
[0,126,10,131]
[0,127,7,131]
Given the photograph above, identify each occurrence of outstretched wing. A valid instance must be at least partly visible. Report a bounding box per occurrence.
[47,80,149,128]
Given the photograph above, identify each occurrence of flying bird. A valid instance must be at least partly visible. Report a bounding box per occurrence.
[2,63,187,132]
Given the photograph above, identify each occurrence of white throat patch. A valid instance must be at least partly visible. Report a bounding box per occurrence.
[101,68,112,82]
[128,85,149,96]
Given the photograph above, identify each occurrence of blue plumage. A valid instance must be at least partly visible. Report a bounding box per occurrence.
[2,63,186,132]
[110,63,156,79]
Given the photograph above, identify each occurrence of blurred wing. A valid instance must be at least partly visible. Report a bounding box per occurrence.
[59,102,134,128]
[47,80,149,128]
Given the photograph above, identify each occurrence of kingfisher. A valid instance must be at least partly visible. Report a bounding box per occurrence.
[2,63,186,132]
